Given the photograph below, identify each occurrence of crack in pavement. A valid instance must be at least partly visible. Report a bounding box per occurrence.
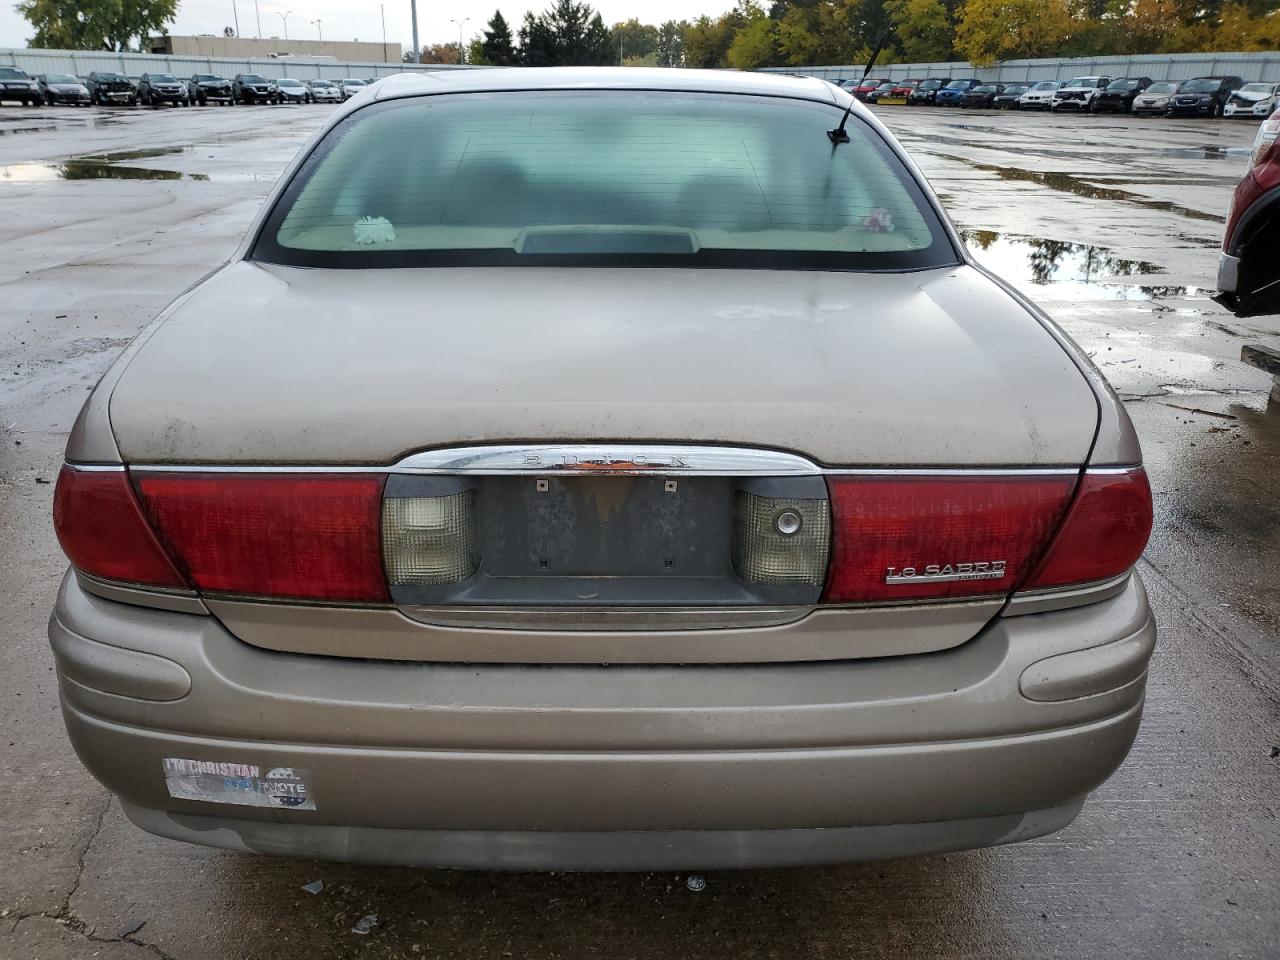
[4,793,185,959]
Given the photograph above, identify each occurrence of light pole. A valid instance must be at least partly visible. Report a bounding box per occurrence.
[253,0,261,39]
[451,17,469,65]
[276,9,292,41]
[410,0,419,63]
[310,18,322,40]
[380,4,388,62]
[231,0,240,37]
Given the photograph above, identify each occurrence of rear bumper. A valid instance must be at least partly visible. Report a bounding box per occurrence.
[50,572,1155,869]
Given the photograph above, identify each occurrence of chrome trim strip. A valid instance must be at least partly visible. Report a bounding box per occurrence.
[76,572,209,616]
[63,462,126,472]
[400,605,813,632]
[393,444,823,476]
[1003,572,1133,617]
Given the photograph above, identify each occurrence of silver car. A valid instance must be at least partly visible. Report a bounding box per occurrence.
[49,68,1155,871]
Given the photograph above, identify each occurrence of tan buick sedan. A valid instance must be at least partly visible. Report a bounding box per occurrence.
[50,68,1155,870]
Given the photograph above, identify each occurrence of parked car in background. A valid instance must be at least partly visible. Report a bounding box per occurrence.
[234,74,278,104]
[907,77,950,106]
[852,77,890,101]
[1131,80,1179,115]
[993,84,1030,109]
[0,66,43,105]
[1168,76,1244,117]
[935,78,981,106]
[1251,105,1280,163]
[1214,111,1279,316]
[48,68,1156,872]
[1018,80,1060,110]
[275,78,309,104]
[888,79,921,98]
[865,81,897,104]
[37,73,90,106]
[137,73,189,108]
[338,78,368,100]
[306,79,343,103]
[85,71,136,106]
[1051,76,1112,112]
[188,74,233,106]
[1094,78,1152,113]
[960,83,1005,108]
[1223,82,1280,119]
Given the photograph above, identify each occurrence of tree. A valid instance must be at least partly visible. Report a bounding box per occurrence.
[656,19,686,66]
[480,10,517,65]
[419,42,461,64]
[887,0,955,62]
[726,4,779,68]
[611,17,660,63]
[518,1,613,66]
[18,0,177,51]
[953,0,1073,65]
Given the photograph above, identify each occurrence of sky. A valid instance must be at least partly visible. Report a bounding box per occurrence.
[0,1,731,52]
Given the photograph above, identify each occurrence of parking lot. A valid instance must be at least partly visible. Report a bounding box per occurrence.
[0,100,1277,959]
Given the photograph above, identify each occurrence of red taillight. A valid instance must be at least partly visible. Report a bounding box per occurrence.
[133,472,389,602]
[52,465,189,588]
[823,475,1076,603]
[1023,468,1152,590]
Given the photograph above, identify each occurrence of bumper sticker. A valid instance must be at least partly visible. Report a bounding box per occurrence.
[162,758,316,810]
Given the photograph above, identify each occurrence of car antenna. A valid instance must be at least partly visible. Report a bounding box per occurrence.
[828,30,891,145]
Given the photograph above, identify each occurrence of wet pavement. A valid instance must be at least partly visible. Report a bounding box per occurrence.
[1,103,1277,959]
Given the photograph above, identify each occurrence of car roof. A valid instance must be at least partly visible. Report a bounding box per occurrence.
[369,67,842,107]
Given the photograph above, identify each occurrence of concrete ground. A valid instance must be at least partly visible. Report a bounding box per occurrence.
[1,100,1277,959]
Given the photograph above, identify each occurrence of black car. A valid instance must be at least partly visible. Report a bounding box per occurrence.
[960,83,1005,108]
[1169,76,1245,117]
[0,66,42,105]
[37,73,91,106]
[137,73,189,108]
[233,74,278,104]
[907,78,950,106]
[992,84,1029,109]
[1094,77,1153,113]
[864,80,898,104]
[188,74,233,106]
[85,71,136,106]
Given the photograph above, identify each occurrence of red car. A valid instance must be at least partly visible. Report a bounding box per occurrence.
[1214,107,1280,317]
[853,77,890,101]
[890,79,921,97]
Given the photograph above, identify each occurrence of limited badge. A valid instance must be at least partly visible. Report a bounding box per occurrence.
[162,758,316,810]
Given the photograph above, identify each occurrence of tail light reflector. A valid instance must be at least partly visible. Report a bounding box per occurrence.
[1023,468,1152,590]
[53,465,188,588]
[823,475,1076,603]
[133,473,389,602]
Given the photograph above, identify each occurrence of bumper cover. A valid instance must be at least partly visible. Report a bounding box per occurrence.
[51,571,1154,868]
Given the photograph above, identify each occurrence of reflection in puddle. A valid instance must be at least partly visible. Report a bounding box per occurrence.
[963,231,1206,300]
[0,160,184,181]
[0,124,57,136]
[940,154,1224,223]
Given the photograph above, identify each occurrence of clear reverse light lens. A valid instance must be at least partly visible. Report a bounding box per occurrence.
[733,492,830,586]
[383,492,479,586]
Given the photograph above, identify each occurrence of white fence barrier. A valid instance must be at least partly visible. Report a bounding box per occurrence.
[763,52,1280,84]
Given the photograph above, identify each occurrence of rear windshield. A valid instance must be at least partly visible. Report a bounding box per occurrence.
[253,91,955,271]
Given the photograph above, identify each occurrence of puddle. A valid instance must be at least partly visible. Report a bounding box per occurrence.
[0,124,57,136]
[0,160,184,181]
[962,231,1206,300]
[940,154,1225,223]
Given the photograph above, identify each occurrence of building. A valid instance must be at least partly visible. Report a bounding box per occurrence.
[149,35,401,64]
